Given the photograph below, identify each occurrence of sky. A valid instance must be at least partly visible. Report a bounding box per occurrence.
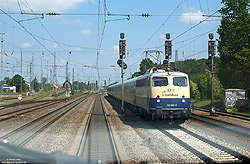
[0,0,223,87]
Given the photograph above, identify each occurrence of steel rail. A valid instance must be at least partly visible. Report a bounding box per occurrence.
[179,126,250,163]
[149,123,216,163]
[0,95,90,141]
[191,113,250,132]
[107,95,249,163]
[0,98,64,110]
[190,114,250,141]
[76,96,97,156]
[18,96,88,146]
[0,101,62,121]
[76,94,120,164]
[100,96,121,164]
[192,106,250,121]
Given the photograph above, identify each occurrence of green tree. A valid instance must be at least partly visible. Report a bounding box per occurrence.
[217,0,250,92]
[139,58,156,74]
[129,58,156,79]
[4,77,12,86]
[31,77,39,92]
[12,74,27,92]
[190,80,200,99]
[197,73,208,100]
[72,81,81,90]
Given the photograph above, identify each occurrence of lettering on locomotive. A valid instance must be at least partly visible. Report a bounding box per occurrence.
[162,90,178,96]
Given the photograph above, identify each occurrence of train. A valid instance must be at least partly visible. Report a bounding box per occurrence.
[107,65,191,122]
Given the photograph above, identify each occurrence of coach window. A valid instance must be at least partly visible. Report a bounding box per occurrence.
[136,78,147,87]
[152,77,168,87]
[173,77,187,86]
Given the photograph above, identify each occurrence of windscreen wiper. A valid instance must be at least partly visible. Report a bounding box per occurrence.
[174,80,181,86]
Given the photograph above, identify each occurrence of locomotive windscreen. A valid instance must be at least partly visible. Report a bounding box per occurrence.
[173,77,187,86]
[152,77,168,87]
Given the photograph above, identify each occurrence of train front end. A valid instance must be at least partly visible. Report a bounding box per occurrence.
[149,71,191,120]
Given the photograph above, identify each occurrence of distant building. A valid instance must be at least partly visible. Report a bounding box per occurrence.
[53,84,62,89]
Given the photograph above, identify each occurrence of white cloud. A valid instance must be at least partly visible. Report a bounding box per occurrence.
[49,43,58,49]
[61,19,84,26]
[61,19,93,28]
[21,43,32,48]
[180,10,204,24]
[72,47,83,51]
[1,0,95,12]
[159,34,165,40]
[112,45,119,53]
[100,45,119,54]
[80,29,91,35]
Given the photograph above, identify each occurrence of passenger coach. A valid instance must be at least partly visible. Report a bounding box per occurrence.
[107,65,191,121]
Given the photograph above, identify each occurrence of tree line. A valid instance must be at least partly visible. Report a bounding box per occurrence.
[1,75,93,93]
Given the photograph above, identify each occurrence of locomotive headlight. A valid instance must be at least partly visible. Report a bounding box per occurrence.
[156,95,160,103]
[182,95,185,103]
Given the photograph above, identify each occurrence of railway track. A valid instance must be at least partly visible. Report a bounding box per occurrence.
[77,94,120,164]
[0,99,63,110]
[152,121,250,163]
[0,90,74,110]
[106,95,250,163]
[0,99,64,122]
[136,119,250,163]
[191,113,250,141]
[191,107,250,142]
[192,106,250,122]
[143,120,250,163]
[0,94,91,147]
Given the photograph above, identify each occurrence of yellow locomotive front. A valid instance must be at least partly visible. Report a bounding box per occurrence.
[148,71,191,120]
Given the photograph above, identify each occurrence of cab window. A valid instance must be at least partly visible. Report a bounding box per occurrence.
[152,77,168,87]
[173,77,187,86]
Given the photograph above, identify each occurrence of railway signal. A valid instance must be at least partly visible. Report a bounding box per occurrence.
[212,64,216,73]
[208,33,216,116]
[164,33,172,67]
[119,40,126,59]
[206,59,212,68]
[117,59,127,69]
[117,33,127,115]
[208,40,216,56]
[165,40,172,57]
